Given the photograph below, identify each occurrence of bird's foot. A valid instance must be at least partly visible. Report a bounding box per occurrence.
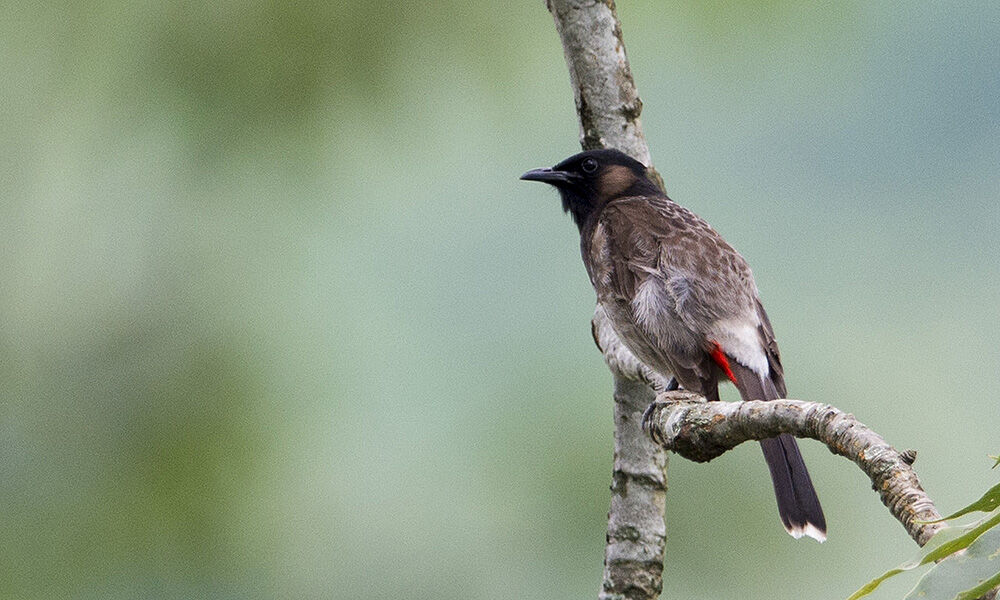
[644,378,679,443]
[641,400,666,445]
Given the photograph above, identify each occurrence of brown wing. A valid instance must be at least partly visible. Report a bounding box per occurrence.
[601,196,761,331]
[585,198,704,385]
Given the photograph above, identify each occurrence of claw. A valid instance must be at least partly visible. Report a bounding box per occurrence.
[641,401,662,444]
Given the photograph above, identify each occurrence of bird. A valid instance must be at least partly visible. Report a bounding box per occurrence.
[521,148,827,542]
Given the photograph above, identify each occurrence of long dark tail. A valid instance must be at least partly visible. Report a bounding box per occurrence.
[727,360,827,541]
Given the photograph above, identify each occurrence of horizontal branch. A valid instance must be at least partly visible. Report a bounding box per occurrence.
[642,392,945,546]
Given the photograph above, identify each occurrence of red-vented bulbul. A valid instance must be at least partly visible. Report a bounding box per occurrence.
[521,148,826,541]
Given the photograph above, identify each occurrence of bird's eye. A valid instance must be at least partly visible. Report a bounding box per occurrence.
[581,158,599,174]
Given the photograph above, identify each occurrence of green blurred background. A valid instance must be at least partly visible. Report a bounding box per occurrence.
[3,1,998,598]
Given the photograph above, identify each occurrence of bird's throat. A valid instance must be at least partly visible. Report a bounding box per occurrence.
[559,190,595,231]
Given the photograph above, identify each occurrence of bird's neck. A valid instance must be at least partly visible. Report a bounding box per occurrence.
[562,177,665,231]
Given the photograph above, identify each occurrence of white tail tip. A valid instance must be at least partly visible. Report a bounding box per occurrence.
[787,523,827,543]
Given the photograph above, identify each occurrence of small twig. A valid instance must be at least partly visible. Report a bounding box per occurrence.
[642,392,945,546]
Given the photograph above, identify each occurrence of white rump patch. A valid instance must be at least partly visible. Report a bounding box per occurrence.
[709,315,769,377]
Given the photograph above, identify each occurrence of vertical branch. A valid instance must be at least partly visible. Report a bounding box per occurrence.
[545,0,663,185]
[603,378,666,599]
[593,308,671,600]
[545,1,667,598]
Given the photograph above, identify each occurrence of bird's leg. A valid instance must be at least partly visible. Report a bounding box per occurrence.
[702,384,720,403]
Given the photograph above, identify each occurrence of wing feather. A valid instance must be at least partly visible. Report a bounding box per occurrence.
[591,196,775,382]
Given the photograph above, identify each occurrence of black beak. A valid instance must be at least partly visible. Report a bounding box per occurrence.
[520,167,577,185]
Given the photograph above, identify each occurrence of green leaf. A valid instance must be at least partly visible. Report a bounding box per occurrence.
[904,523,1000,600]
[847,569,907,600]
[956,571,1000,600]
[990,455,1000,470]
[932,482,1000,522]
[922,512,1000,565]
[847,512,1000,599]
[847,528,968,599]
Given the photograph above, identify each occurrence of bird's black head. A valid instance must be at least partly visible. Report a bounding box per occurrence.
[520,149,660,230]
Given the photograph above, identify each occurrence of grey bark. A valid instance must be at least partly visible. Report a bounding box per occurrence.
[544,0,663,187]
[592,306,669,600]
[544,1,669,598]
[643,392,945,546]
